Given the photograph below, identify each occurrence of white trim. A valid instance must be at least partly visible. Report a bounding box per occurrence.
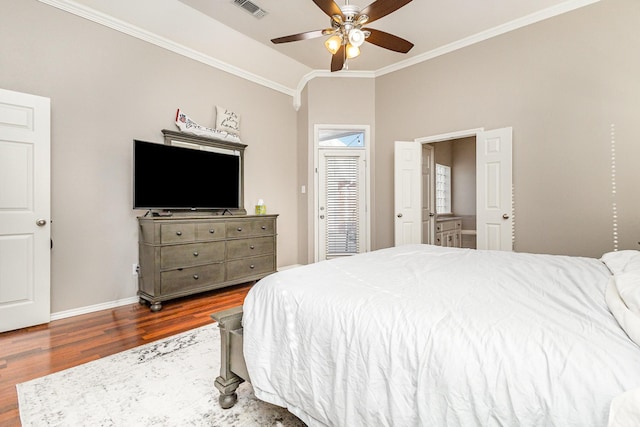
[375,0,601,77]
[415,128,484,144]
[37,0,296,98]
[293,69,375,111]
[50,296,139,321]
[277,263,303,271]
[49,261,303,321]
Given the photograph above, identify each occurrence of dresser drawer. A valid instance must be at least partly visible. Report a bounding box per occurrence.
[227,236,274,259]
[436,220,462,232]
[226,219,275,238]
[160,241,225,269]
[160,223,196,244]
[196,222,226,241]
[161,264,225,294]
[226,255,275,281]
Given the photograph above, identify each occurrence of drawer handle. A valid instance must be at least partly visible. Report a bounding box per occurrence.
[261,226,266,230]
[250,245,255,250]
[209,229,215,234]
[249,264,255,269]
[237,227,243,232]
[193,251,199,257]
[176,231,182,236]
[193,274,199,280]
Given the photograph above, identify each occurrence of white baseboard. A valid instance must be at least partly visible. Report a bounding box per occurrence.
[49,264,303,321]
[50,296,140,321]
[278,264,303,271]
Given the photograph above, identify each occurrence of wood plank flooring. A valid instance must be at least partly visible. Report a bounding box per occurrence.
[0,283,253,427]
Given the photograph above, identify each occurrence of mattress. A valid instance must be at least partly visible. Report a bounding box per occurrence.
[242,245,640,426]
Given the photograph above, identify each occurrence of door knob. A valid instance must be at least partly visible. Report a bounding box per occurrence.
[502,214,510,220]
[429,212,435,217]
[397,213,403,218]
[36,219,47,226]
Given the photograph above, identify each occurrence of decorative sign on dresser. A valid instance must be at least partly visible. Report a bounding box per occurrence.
[137,214,278,311]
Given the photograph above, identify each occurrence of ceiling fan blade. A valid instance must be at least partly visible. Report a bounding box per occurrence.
[313,0,343,18]
[364,28,414,53]
[359,0,412,25]
[271,30,326,44]
[330,45,345,72]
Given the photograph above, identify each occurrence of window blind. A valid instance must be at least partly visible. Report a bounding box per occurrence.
[325,157,360,257]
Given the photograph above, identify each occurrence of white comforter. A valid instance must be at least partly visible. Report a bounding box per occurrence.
[242,245,640,426]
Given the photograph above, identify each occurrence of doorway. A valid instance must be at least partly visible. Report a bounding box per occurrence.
[314,125,370,261]
[427,137,477,248]
[395,127,513,250]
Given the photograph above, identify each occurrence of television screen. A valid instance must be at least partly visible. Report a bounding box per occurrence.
[133,139,240,210]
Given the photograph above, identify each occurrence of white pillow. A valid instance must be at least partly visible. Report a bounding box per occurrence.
[601,250,640,275]
[215,106,240,136]
[616,273,640,314]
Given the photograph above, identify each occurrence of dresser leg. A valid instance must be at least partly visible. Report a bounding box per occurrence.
[150,301,162,312]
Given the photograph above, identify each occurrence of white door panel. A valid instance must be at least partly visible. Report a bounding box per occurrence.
[0,88,51,332]
[318,150,366,260]
[394,141,422,246]
[421,145,435,244]
[477,127,513,251]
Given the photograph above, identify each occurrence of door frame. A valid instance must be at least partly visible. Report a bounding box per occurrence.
[413,127,513,250]
[314,124,371,262]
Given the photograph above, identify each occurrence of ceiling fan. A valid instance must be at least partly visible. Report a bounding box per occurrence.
[271,0,414,72]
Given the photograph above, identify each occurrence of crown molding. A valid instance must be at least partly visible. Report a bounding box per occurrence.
[38,0,600,110]
[37,0,297,98]
[375,0,601,77]
[293,69,375,111]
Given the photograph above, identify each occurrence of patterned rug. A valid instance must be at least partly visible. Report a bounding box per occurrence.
[17,323,305,426]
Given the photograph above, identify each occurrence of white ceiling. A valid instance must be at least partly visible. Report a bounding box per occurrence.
[50,0,599,92]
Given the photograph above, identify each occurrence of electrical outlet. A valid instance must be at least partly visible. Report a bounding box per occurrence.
[132,263,139,276]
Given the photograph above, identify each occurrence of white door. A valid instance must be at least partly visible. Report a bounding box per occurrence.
[0,88,51,332]
[318,149,366,260]
[476,127,513,251]
[421,144,435,244]
[394,141,422,246]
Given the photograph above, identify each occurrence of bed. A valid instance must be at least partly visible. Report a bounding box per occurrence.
[211,244,640,426]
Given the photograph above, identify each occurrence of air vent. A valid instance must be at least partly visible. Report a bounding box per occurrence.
[232,0,268,19]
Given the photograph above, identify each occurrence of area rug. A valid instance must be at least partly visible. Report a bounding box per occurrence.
[17,323,305,426]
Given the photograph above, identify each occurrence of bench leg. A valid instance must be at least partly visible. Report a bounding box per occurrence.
[211,307,245,409]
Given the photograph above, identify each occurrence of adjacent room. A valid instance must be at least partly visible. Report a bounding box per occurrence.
[1,0,639,425]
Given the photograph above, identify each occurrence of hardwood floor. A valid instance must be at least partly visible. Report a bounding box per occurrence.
[0,283,253,427]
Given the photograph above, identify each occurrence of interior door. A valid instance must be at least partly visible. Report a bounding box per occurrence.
[476,127,513,251]
[318,149,366,260]
[421,144,435,244]
[0,88,51,332]
[394,141,422,246]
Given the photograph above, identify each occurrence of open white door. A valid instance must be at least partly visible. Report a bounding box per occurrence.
[394,141,422,246]
[476,127,513,251]
[421,144,435,244]
[0,88,51,332]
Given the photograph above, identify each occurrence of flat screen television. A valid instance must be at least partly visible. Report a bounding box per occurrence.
[133,139,241,210]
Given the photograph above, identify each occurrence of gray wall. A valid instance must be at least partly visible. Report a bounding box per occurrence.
[375,0,640,257]
[302,77,376,262]
[2,0,639,315]
[0,1,299,312]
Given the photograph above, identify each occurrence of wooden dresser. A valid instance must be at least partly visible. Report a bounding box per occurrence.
[137,214,277,311]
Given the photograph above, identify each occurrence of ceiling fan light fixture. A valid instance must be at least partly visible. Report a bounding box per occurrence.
[348,28,365,47]
[325,35,342,55]
[346,43,360,59]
